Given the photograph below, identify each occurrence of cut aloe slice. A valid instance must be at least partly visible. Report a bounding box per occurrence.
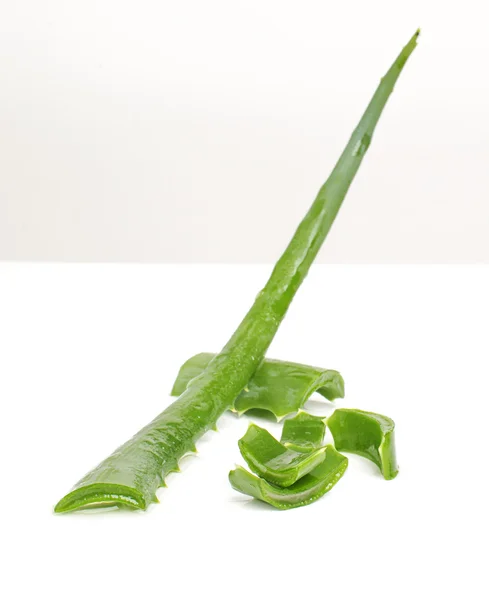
[238,423,327,487]
[328,408,398,480]
[229,445,348,509]
[281,411,327,451]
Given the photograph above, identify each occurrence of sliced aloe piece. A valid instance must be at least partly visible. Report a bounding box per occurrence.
[238,423,327,487]
[171,353,344,420]
[281,411,327,452]
[328,408,398,480]
[229,445,348,509]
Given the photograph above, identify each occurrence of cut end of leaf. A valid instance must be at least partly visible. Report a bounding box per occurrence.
[54,484,146,514]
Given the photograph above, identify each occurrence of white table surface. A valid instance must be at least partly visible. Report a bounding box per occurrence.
[1,264,487,598]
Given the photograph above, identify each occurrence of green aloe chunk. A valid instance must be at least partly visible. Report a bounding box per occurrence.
[229,446,348,510]
[171,353,344,420]
[281,411,327,451]
[238,423,327,487]
[328,408,398,480]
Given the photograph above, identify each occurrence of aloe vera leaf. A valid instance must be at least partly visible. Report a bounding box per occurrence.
[229,445,348,509]
[280,411,327,451]
[171,353,344,420]
[55,32,417,513]
[237,423,327,487]
[328,408,398,480]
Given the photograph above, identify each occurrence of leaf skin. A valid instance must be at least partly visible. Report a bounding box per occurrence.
[171,353,344,420]
[281,411,327,451]
[328,409,398,480]
[238,423,327,487]
[229,446,348,510]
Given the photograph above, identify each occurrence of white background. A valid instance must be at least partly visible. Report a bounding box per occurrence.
[1,264,487,598]
[1,0,489,262]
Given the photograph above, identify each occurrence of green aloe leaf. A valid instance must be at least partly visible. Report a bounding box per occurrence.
[328,408,398,480]
[171,353,344,420]
[55,31,416,513]
[229,445,348,510]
